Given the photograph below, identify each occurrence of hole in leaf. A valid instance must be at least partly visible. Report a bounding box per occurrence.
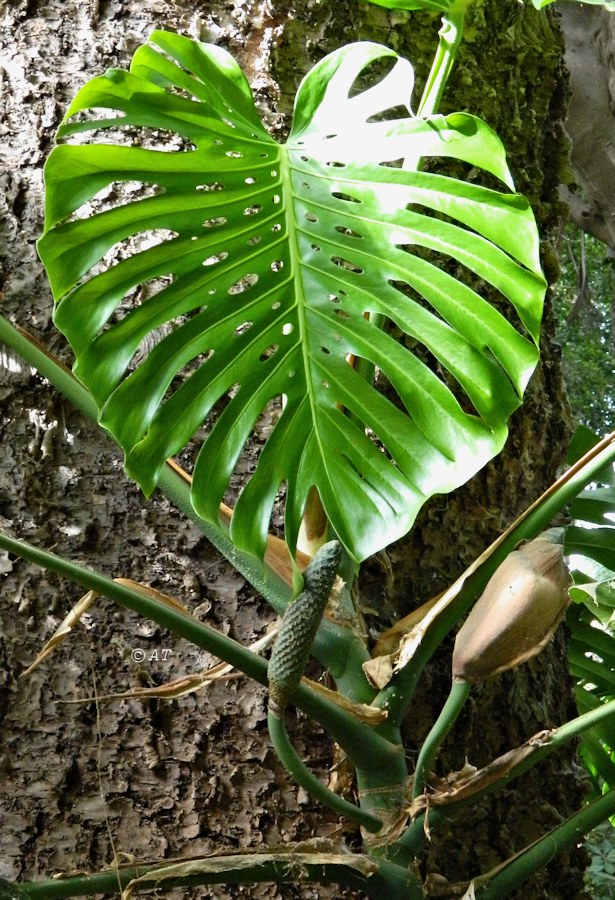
[247,235,262,246]
[273,194,281,204]
[260,344,279,362]
[245,176,257,184]
[329,294,341,304]
[335,309,350,319]
[272,301,281,310]
[226,150,243,158]
[271,223,282,233]
[367,106,411,124]
[326,161,345,168]
[332,257,363,274]
[321,346,331,355]
[305,212,318,223]
[202,216,227,228]
[282,323,294,336]
[302,182,311,190]
[311,244,321,252]
[271,260,284,272]
[197,182,224,191]
[244,204,263,216]
[349,56,396,97]
[332,191,361,204]
[228,273,259,295]
[335,226,363,239]
[202,252,229,267]
[234,321,254,336]
[322,380,331,389]
[64,180,159,223]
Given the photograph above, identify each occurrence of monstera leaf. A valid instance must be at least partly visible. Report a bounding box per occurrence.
[565,428,615,801]
[38,31,546,563]
[362,0,456,10]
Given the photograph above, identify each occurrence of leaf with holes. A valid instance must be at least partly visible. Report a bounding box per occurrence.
[565,428,615,803]
[38,32,546,563]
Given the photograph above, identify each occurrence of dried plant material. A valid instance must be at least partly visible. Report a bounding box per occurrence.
[21,578,193,676]
[64,630,278,704]
[413,730,554,812]
[297,485,329,557]
[452,531,570,682]
[21,589,99,676]
[121,849,377,898]
[166,457,312,585]
[303,677,388,724]
[390,432,615,675]
[374,592,444,657]
[362,655,394,690]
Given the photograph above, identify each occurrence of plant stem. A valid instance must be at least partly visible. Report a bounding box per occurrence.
[474,790,615,899]
[13,854,424,899]
[267,706,383,832]
[0,314,374,691]
[392,694,615,864]
[412,678,471,799]
[0,315,283,602]
[416,1,469,119]
[0,529,397,772]
[375,432,615,730]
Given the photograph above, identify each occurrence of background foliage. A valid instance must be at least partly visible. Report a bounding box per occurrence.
[555,227,615,432]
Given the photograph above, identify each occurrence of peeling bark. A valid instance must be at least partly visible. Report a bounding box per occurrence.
[560,5,615,250]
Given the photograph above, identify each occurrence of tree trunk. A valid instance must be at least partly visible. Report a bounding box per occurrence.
[0,1,587,898]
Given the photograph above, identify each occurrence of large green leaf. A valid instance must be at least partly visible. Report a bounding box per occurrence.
[38,31,546,562]
[565,428,615,801]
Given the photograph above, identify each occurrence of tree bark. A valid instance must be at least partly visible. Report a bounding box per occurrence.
[0,1,588,898]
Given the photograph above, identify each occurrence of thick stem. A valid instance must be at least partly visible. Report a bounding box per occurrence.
[267,705,383,832]
[474,790,615,899]
[412,678,471,799]
[11,855,425,899]
[375,432,615,730]
[392,694,615,864]
[416,1,469,118]
[0,315,374,690]
[0,530,397,773]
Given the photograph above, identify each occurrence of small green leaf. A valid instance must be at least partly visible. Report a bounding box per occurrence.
[361,0,455,10]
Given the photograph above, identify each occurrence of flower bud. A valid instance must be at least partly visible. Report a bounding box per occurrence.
[452,530,570,683]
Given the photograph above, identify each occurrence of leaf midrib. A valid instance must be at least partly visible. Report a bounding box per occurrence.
[280,148,338,514]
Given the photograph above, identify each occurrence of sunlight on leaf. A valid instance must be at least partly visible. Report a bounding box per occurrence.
[38,32,546,563]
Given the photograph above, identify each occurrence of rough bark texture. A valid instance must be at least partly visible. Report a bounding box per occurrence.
[0,1,589,898]
[559,4,615,251]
